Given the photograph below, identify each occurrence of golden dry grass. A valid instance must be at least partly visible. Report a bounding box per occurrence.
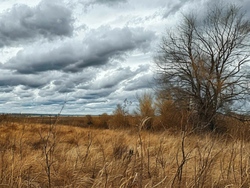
[0,116,250,187]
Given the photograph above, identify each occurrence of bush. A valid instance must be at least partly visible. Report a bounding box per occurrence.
[109,104,130,129]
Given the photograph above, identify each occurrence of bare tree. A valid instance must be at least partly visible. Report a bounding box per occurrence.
[155,4,250,130]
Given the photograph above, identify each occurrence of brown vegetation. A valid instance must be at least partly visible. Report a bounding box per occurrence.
[0,114,250,187]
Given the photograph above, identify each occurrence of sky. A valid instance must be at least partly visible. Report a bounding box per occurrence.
[0,0,249,115]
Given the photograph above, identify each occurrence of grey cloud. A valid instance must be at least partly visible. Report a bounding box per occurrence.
[82,82,119,99]
[81,0,127,8]
[123,65,154,91]
[162,0,250,19]
[84,88,115,99]
[31,68,98,95]
[0,86,13,93]
[54,82,76,93]
[4,26,155,74]
[92,0,127,5]
[40,99,65,106]
[52,80,77,93]
[0,75,47,88]
[4,42,85,74]
[0,93,16,105]
[162,0,208,19]
[107,89,138,106]
[237,0,250,19]
[66,26,155,71]
[163,0,185,18]
[0,71,53,88]
[69,86,116,103]
[124,72,154,91]
[82,65,150,91]
[91,67,134,89]
[13,86,35,98]
[0,0,73,47]
[78,65,154,104]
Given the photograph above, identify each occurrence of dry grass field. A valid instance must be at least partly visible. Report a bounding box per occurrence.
[0,115,250,187]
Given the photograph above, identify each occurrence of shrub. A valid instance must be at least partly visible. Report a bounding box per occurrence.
[109,104,130,129]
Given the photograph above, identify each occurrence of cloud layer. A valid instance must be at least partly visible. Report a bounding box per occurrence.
[0,0,249,114]
[3,26,154,74]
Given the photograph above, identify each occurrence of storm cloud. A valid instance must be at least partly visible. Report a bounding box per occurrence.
[3,26,155,74]
[0,71,51,88]
[0,0,73,47]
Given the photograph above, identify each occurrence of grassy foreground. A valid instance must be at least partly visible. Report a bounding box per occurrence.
[0,116,250,187]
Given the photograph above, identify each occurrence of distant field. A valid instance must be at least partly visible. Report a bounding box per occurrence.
[0,114,101,128]
[0,115,250,187]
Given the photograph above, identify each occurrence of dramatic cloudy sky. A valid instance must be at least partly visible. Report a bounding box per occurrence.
[0,0,249,115]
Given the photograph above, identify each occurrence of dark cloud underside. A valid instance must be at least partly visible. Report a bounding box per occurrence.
[3,26,155,74]
[0,0,73,47]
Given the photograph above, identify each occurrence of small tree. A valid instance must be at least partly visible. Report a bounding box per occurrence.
[136,92,155,129]
[109,99,131,129]
[155,4,250,130]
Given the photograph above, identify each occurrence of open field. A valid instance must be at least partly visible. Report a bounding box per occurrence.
[0,115,250,187]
